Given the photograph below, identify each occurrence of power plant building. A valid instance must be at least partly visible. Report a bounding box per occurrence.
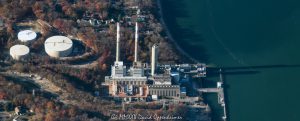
[44,36,73,58]
[102,22,182,99]
[103,22,148,97]
[148,85,180,97]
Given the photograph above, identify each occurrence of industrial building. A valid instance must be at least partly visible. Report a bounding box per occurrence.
[44,36,73,58]
[9,45,30,60]
[17,30,37,43]
[102,22,185,99]
[101,22,208,101]
[148,85,180,97]
[148,74,180,97]
[103,22,148,97]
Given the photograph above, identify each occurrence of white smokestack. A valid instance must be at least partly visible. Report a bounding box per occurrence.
[151,44,158,76]
[134,22,138,62]
[116,22,120,62]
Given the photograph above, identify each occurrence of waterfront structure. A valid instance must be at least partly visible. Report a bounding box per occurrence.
[17,30,37,43]
[44,36,73,58]
[101,23,206,100]
[10,45,30,60]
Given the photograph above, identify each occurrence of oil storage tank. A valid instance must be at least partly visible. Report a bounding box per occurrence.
[10,45,30,60]
[44,36,73,58]
[18,30,37,43]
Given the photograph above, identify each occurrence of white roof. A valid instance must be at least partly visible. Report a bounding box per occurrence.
[44,36,73,51]
[10,45,30,56]
[152,95,158,98]
[18,30,37,42]
[114,61,124,66]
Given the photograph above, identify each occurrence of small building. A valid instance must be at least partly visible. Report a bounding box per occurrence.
[152,95,158,101]
[15,106,26,115]
[196,63,207,77]
[152,75,172,85]
[179,64,191,72]
[217,82,223,88]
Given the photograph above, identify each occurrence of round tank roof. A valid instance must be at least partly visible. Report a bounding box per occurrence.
[18,30,37,42]
[44,36,73,52]
[10,45,30,56]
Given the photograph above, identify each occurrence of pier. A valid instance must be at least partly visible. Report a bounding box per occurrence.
[198,69,227,121]
[198,88,220,93]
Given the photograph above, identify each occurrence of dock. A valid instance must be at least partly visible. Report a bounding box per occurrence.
[198,88,220,93]
[198,69,227,121]
[219,69,227,120]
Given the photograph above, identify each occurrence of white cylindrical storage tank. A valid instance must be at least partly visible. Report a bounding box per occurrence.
[44,36,73,58]
[10,45,30,60]
[18,30,37,43]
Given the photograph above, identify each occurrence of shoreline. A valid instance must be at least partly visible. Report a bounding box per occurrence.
[155,1,217,120]
[156,0,200,64]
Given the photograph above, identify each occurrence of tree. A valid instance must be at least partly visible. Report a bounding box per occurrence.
[46,101,55,111]
[13,63,28,72]
[68,106,78,117]
[45,110,56,121]
[3,102,12,112]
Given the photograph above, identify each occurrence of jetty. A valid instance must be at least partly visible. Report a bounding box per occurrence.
[198,69,227,121]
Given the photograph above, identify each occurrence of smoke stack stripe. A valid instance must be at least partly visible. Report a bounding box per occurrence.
[134,22,138,62]
[116,23,120,62]
[151,44,158,76]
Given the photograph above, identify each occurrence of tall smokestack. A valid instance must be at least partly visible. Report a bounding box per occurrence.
[116,22,120,62]
[134,22,138,62]
[151,44,158,76]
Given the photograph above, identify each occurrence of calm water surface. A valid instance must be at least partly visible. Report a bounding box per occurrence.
[161,0,300,121]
